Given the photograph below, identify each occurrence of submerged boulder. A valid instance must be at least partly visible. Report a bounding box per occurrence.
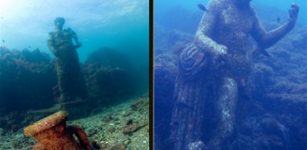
[0,47,56,111]
[83,47,139,104]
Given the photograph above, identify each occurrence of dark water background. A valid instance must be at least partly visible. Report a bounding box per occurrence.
[154,0,307,149]
[155,0,307,25]
[0,0,148,132]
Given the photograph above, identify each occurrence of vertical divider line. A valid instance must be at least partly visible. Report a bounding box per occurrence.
[149,0,154,149]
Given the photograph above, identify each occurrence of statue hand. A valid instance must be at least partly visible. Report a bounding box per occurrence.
[214,45,228,66]
[288,4,299,25]
[215,44,228,56]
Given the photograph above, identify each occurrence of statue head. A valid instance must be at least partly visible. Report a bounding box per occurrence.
[232,0,252,7]
[54,17,65,30]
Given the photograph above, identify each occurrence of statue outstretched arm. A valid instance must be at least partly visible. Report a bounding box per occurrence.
[194,2,227,56]
[251,4,299,49]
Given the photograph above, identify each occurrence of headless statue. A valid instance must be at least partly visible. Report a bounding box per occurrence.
[170,0,299,149]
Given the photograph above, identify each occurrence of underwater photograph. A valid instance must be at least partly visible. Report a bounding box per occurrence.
[0,0,149,149]
[154,0,307,150]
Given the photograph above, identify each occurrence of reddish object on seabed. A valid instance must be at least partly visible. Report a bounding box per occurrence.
[24,111,91,150]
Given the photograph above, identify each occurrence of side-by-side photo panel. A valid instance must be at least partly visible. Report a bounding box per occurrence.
[154,0,307,150]
[0,0,149,149]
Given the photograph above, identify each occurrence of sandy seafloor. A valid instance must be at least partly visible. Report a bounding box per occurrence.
[0,96,149,150]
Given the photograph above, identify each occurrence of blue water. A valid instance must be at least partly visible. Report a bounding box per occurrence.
[0,0,148,63]
[155,0,307,26]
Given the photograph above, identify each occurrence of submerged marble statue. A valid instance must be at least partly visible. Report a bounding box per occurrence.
[170,0,299,149]
[48,17,87,109]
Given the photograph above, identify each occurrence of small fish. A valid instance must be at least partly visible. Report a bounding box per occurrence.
[276,17,281,23]
[1,40,5,43]
[198,4,207,12]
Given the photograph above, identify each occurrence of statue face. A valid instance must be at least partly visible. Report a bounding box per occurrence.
[55,21,64,29]
[54,17,65,30]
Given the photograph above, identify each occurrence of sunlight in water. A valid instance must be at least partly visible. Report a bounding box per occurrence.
[0,0,148,53]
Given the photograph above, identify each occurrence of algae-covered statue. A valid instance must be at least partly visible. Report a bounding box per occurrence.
[48,17,87,109]
[170,0,299,149]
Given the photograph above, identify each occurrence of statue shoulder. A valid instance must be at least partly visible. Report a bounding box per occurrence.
[64,28,77,36]
[65,27,75,33]
[208,0,225,10]
[248,7,260,25]
[249,7,258,17]
[206,0,226,14]
[65,27,72,32]
[48,32,56,40]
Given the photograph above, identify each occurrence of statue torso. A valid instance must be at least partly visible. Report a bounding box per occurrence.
[50,29,74,49]
[209,3,256,78]
[214,4,255,55]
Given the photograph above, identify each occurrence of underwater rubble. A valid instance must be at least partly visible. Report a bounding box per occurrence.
[154,54,177,149]
[83,47,139,104]
[0,97,149,150]
[0,46,146,137]
[0,47,56,111]
[0,47,57,131]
